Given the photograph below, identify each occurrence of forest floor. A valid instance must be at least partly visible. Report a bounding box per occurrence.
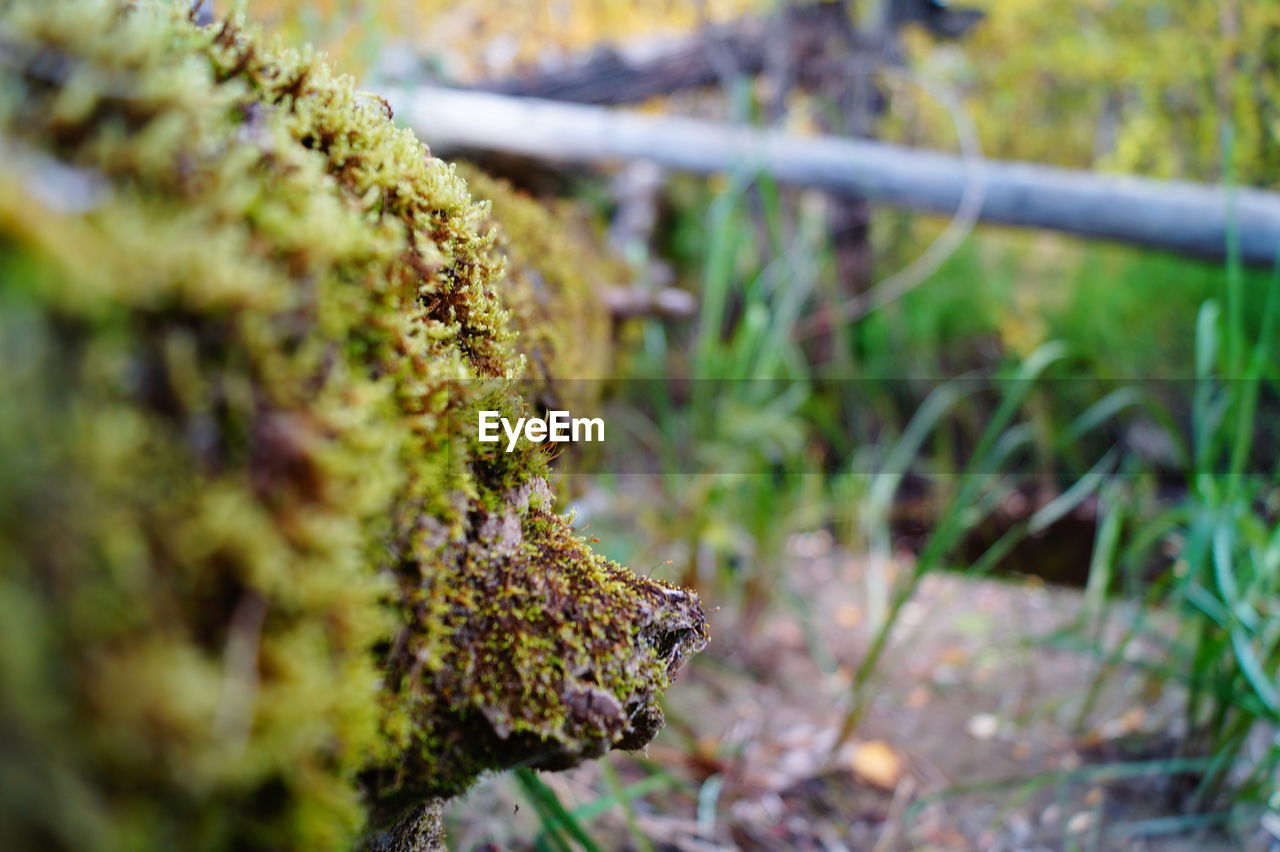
[445,531,1242,851]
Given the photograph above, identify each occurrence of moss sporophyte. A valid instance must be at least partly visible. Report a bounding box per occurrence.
[478,409,606,452]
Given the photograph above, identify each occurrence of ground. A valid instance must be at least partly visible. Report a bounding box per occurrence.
[445,528,1248,850]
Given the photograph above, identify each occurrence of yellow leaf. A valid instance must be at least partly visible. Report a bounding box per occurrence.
[850,740,904,790]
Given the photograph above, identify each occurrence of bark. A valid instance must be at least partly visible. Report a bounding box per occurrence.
[362,801,446,852]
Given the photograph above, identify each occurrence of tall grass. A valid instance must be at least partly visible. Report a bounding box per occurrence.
[611,169,831,613]
[831,341,1139,746]
[833,212,1280,842]
[1064,216,1280,832]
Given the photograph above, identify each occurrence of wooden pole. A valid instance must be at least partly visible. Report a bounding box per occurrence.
[388,86,1280,266]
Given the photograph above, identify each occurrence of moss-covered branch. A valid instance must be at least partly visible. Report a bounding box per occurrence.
[0,2,705,849]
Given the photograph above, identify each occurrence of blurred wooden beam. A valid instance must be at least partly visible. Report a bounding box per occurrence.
[390,86,1280,266]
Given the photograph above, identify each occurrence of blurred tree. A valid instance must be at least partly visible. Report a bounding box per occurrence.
[886,0,982,39]
[903,0,1280,187]
[247,0,764,79]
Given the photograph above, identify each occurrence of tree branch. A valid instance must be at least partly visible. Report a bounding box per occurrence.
[392,86,1280,266]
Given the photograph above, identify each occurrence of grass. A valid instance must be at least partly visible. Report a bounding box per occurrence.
[563,149,1277,837]
[606,167,831,613]
[513,768,604,852]
[507,759,689,851]
[1064,225,1280,830]
[829,194,1280,843]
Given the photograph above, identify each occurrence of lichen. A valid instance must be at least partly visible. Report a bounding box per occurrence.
[0,2,705,850]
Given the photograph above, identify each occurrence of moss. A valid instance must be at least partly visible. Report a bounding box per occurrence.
[455,164,615,410]
[0,2,705,850]
[368,480,706,812]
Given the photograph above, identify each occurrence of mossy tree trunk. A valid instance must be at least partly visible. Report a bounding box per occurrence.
[0,3,705,850]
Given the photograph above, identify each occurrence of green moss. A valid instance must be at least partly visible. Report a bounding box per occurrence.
[0,2,705,850]
[456,165,615,408]
[369,480,705,811]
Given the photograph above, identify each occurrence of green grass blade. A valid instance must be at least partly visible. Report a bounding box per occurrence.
[515,768,605,852]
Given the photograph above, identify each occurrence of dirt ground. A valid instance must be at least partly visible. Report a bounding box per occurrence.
[445,531,1262,851]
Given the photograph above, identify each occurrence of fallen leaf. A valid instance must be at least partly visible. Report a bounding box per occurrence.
[851,740,904,789]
